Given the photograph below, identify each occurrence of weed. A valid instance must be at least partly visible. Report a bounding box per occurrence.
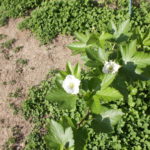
[9,80,17,85]
[0,34,7,40]
[9,103,20,115]
[1,38,16,49]
[16,58,29,65]
[2,81,7,85]
[16,67,23,74]
[9,88,23,98]
[13,46,23,53]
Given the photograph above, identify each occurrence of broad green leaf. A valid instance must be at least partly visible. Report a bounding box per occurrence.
[91,115,113,133]
[95,87,123,102]
[86,48,98,61]
[45,120,74,150]
[89,94,108,114]
[101,109,123,125]
[99,32,113,48]
[67,41,87,54]
[91,109,123,133]
[66,62,74,75]
[60,117,76,129]
[46,88,77,110]
[100,73,116,89]
[74,32,89,43]
[120,40,137,64]
[86,33,100,47]
[74,128,88,150]
[117,19,130,37]
[98,48,108,63]
[89,95,101,114]
[132,52,150,66]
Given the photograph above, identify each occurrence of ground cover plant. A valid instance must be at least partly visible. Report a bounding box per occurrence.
[18,0,150,44]
[0,0,44,26]
[22,20,150,150]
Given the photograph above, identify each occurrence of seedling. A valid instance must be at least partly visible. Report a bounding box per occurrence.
[9,88,23,98]
[0,34,7,40]
[13,46,23,53]
[16,58,29,65]
[1,38,16,49]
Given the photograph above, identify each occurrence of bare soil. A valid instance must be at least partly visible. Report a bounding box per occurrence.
[0,18,80,149]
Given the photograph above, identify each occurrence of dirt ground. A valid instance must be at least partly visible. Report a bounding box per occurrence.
[0,18,80,149]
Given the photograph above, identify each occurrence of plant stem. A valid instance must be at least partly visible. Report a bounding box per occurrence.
[129,0,132,17]
[77,110,90,128]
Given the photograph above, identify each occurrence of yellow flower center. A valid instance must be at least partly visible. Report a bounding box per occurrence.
[69,83,75,89]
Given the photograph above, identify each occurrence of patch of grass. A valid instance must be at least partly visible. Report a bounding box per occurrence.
[1,38,16,49]
[0,34,7,40]
[2,81,7,85]
[9,88,23,98]
[0,16,8,27]
[9,103,20,115]
[9,80,17,85]
[16,58,29,65]
[13,46,23,53]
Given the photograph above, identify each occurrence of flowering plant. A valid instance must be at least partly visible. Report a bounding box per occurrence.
[45,20,150,150]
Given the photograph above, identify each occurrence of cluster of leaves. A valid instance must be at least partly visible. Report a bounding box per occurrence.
[0,0,43,26]
[22,20,150,150]
[18,0,150,44]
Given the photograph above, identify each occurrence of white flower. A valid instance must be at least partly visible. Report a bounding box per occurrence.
[62,75,80,95]
[102,61,120,74]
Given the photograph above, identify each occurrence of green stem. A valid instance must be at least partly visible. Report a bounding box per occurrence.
[60,145,64,150]
[129,0,132,17]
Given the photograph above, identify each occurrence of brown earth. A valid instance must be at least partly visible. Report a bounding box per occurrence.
[0,18,80,149]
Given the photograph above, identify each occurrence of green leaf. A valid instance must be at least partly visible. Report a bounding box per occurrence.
[98,48,108,63]
[95,87,123,102]
[66,62,74,75]
[91,115,112,133]
[67,42,87,54]
[74,63,81,79]
[117,19,130,37]
[132,52,150,66]
[99,32,113,48]
[89,95,101,114]
[74,32,89,43]
[120,40,137,63]
[91,109,123,133]
[45,120,74,150]
[74,128,88,150]
[100,73,116,89]
[86,48,98,61]
[101,109,123,126]
[46,88,77,110]
[86,33,100,47]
